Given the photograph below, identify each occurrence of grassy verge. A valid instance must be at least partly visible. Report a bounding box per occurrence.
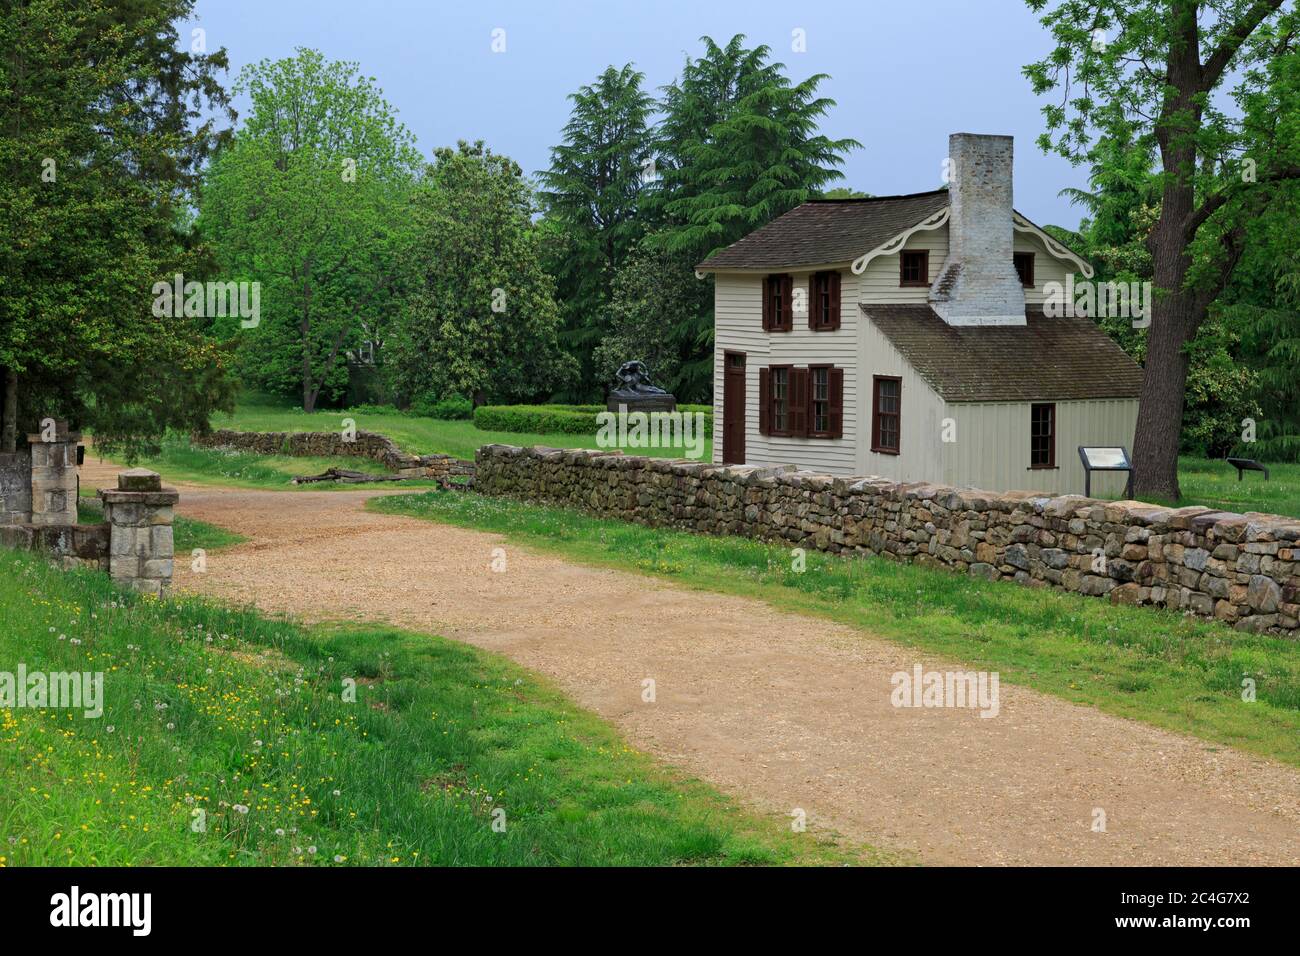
[76,496,245,554]
[371,489,1300,766]
[1173,455,1300,519]
[88,435,446,493]
[217,396,712,462]
[0,548,889,866]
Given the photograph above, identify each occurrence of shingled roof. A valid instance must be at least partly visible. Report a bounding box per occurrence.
[696,190,951,271]
[862,305,1144,402]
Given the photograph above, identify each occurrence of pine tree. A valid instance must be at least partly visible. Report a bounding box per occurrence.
[642,35,859,399]
[538,64,655,398]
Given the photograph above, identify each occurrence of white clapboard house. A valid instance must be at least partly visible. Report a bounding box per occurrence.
[696,132,1143,496]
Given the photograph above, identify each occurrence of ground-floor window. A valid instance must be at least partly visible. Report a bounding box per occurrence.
[1030,402,1056,468]
[771,366,789,433]
[759,364,842,439]
[872,376,901,454]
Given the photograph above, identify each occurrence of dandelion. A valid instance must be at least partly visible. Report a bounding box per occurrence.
[233,805,249,815]
[275,828,285,836]
[307,845,317,855]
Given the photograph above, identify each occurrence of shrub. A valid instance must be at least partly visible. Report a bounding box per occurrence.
[410,395,474,420]
[474,404,713,438]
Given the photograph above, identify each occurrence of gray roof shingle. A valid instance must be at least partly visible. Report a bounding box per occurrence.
[862,304,1144,402]
[696,190,951,271]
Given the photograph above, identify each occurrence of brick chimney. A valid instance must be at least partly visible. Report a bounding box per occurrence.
[930,133,1026,326]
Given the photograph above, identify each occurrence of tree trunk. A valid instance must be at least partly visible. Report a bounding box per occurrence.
[1131,295,1196,502]
[1,367,16,453]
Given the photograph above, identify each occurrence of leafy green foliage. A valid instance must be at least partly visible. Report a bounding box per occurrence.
[1023,0,1300,496]
[593,241,703,393]
[386,142,575,406]
[0,0,237,458]
[410,395,474,420]
[199,49,422,412]
[537,65,656,399]
[473,404,712,438]
[538,37,858,402]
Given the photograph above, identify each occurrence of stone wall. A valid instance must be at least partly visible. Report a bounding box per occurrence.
[0,448,32,525]
[0,522,108,572]
[193,428,474,479]
[475,445,1300,636]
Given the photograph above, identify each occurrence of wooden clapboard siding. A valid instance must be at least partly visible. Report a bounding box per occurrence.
[855,225,1077,304]
[712,271,857,473]
[857,314,948,479]
[1015,231,1073,305]
[945,398,1139,495]
[855,228,947,303]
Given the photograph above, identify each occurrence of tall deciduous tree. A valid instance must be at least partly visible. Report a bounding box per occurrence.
[1025,0,1300,498]
[386,141,575,406]
[538,64,655,397]
[0,0,237,457]
[199,49,422,412]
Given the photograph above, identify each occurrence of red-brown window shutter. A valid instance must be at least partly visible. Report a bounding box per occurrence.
[758,367,771,435]
[761,277,772,331]
[781,275,793,330]
[828,367,844,438]
[828,272,841,330]
[790,367,810,437]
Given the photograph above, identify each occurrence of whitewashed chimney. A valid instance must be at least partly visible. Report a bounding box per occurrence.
[930,133,1026,326]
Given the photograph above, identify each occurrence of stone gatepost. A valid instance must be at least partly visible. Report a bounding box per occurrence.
[98,469,179,596]
[28,421,81,526]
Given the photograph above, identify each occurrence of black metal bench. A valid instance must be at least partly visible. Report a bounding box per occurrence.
[1226,457,1269,481]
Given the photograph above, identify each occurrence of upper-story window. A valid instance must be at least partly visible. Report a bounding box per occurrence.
[810,271,841,330]
[1014,252,1035,288]
[900,250,929,287]
[762,274,792,332]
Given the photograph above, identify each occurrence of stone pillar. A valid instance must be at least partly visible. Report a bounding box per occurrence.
[28,421,81,526]
[98,469,179,596]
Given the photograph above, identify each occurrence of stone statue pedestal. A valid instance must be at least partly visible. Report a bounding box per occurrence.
[607,391,677,414]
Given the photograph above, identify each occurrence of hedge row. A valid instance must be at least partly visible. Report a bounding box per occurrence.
[474,404,713,438]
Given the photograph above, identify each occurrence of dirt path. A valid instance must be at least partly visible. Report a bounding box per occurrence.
[82,461,1300,865]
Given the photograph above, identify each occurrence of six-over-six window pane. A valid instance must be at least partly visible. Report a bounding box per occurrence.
[811,367,829,434]
[1030,403,1055,468]
[771,367,789,433]
[873,376,901,453]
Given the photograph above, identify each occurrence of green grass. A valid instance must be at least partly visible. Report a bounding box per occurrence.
[217,394,712,462]
[1172,455,1300,519]
[371,489,1300,766]
[215,396,1297,515]
[76,495,245,554]
[0,549,891,866]
[91,434,446,493]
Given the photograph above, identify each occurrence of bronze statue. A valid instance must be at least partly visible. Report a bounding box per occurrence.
[607,360,677,413]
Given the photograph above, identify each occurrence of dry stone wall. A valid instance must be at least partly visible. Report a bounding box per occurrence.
[193,429,474,479]
[475,445,1300,636]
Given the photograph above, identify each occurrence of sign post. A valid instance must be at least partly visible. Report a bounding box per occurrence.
[1078,446,1133,499]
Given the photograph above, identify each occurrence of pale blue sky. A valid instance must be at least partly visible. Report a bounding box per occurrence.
[188,0,1093,227]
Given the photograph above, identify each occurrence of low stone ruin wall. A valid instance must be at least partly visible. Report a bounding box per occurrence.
[474,445,1300,636]
[193,429,474,479]
[0,522,108,572]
